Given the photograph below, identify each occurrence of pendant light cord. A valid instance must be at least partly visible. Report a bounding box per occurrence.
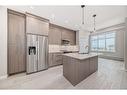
[93,14,96,32]
[94,16,95,31]
[81,5,85,25]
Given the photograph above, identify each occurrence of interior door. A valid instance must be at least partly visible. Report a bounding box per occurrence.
[37,36,48,71]
[27,34,38,74]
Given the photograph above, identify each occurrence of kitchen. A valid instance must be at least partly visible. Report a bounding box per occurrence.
[0,5,127,89]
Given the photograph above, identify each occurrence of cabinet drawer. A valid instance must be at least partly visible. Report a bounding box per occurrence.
[49,52,63,67]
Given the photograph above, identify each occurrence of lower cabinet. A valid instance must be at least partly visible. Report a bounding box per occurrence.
[48,53,53,67]
[89,56,98,74]
[63,55,98,86]
[48,52,63,67]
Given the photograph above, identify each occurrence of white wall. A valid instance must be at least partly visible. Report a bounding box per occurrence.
[0,7,7,79]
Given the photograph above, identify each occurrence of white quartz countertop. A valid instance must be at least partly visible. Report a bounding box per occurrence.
[49,50,79,53]
[63,53,99,60]
[49,51,63,53]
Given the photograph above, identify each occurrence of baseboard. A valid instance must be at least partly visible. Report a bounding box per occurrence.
[99,55,124,61]
[0,75,8,80]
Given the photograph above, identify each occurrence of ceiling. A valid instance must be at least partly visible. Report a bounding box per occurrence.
[6,5,127,31]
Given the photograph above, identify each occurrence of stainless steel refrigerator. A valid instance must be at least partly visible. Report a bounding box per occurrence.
[27,34,48,74]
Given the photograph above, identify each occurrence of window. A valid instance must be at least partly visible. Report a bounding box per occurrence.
[91,35,98,51]
[90,31,115,52]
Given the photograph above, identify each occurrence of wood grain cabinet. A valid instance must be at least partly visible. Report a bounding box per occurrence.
[49,24,76,45]
[26,13,49,36]
[49,24,62,45]
[63,56,90,86]
[63,55,98,86]
[89,56,98,74]
[48,52,63,67]
[48,53,53,67]
[8,10,26,75]
[63,56,77,85]
[77,59,90,82]
[62,29,76,45]
[53,53,63,66]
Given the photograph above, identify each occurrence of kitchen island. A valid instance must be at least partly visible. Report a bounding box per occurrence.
[63,53,98,86]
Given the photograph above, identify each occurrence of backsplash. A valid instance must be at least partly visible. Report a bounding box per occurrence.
[49,45,60,52]
[60,45,79,51]
[49,45,79,52]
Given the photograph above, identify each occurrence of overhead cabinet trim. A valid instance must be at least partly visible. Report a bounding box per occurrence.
[26,33,48,37]
[26,12,49,23]
[8,9,25,17]
[26,12,49,36]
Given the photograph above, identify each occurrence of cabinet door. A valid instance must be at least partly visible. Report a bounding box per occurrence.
[77,59,90,83]
[89,56,98,74]
[69,31,76,45]
[8,12,26,74]
[48,53,53,67]
[63,56,76,84]
[52,53,60,66]
[53,53,63,65]
[49,53,63,67]
[26,15,49,36]
[62,29,76,45]
[49,25,62,45]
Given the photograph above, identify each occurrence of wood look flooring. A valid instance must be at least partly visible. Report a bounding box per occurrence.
[0,58,127,89]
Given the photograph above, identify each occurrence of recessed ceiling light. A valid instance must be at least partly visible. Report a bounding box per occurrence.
[30,6,34,9]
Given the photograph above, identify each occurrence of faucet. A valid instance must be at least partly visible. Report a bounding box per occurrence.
[85,45,89,54]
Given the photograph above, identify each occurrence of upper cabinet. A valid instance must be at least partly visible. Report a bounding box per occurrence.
[49,24,76,45]
[26,13,49,36]
[49,24,62,45]
[61,29,76,45]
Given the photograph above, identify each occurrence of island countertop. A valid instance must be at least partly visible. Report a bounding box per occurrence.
[62,53,99,60]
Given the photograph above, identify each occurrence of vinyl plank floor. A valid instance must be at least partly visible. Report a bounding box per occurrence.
[0,58,126,89]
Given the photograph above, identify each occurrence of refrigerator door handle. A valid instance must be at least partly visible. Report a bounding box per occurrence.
[36,38,38,71]
[37,40,39,69]
[45,37,48,69]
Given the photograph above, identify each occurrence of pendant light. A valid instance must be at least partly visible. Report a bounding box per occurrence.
[81,5,85,25]
[92,14,98,54]
[80,5,85,30]
[93,14,96,32]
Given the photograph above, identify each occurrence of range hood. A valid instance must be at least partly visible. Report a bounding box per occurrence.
[62,39,70,45]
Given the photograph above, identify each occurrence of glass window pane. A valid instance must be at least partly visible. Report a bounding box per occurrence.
[106,38,115,52]
[98,34,105,39]
[90,31,115,52]
[91,35,98,40]
[98,39,105,51]
[106,32,115,38]
[91,40,97,51]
